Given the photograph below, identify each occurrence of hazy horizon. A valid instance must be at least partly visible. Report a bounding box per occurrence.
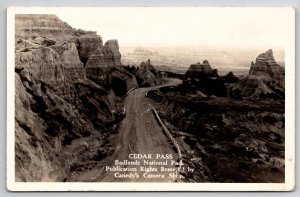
[17,7,289,74]
[120,46,285,75]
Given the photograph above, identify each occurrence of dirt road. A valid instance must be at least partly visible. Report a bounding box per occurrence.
[97,78,182,182]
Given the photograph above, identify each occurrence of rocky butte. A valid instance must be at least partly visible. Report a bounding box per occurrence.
[15,14,138,181]
[229,49,285,100]
[180,60,226,97]
[185,60,218,78]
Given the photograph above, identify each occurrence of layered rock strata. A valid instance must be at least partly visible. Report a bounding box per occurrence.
[229,49,285,100]
[249,49,285,88]
[15,14,136,181]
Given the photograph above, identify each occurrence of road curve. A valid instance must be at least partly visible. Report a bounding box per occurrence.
[98,78,182,182]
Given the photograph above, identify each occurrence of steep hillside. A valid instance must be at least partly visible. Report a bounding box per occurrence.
[15,14,137,181]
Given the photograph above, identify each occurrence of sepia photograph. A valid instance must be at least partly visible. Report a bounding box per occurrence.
[7,7,295,191]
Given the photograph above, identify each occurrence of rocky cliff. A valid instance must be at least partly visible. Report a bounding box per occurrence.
[15,14,136,181]
[15,14,74,42]
[84,39,137,91]
[16,14,137,92]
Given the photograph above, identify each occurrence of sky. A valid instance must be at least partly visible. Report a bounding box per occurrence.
[48,7,293,49]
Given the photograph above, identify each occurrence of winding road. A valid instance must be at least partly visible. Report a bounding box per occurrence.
[98,78,182,182]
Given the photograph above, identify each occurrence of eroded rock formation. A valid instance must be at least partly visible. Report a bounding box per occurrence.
[249,49,285,88]
[14,14,136,181]
[180,60,226,97]
[125,59,164,87]
[76,34,103,64]
[84,39,137,90]
[145,50,285,183]
[229,49,285,100]
[185,60,218,78]
[15,14,74,42]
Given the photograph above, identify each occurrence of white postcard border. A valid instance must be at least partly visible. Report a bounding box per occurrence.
[6,6,295,191]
